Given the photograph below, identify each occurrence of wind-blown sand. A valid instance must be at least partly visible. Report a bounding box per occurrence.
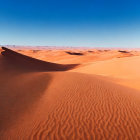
[0,47,140,139]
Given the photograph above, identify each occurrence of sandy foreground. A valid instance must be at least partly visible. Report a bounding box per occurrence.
[0,46,140,139]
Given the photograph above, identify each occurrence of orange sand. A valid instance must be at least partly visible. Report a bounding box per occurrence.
[0,47,140,139]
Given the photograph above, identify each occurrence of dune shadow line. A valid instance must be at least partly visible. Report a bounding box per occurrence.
[1,47,79,72]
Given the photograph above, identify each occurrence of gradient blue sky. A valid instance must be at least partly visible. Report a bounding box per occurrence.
[0,0,140,47]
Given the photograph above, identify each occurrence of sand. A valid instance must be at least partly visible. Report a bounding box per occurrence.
[0,46,140,139]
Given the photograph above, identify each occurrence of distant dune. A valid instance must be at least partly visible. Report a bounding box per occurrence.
[0,47,140,139]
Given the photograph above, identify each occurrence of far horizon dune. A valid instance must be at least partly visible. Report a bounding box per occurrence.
[0,47,140,139]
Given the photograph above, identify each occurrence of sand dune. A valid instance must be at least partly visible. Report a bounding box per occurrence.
[72,55,140,90]
[0,72,140,139]
[8,47,138,64]
[0,47,140,139]
[1,47,79,71]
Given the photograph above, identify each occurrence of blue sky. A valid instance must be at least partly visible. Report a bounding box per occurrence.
[0,0,140,47]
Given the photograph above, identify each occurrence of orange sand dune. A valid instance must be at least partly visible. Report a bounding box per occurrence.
[72,55,140,90]
[0,47,140,139]
[8,46,140,90]
[1,47,79,71]
[10,47,139,64]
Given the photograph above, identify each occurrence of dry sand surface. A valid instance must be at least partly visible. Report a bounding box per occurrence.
[0,46,140,139]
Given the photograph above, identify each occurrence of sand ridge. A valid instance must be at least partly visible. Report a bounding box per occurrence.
[1,47,79,71]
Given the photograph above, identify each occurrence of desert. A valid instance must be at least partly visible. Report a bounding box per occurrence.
[0,46,140,139]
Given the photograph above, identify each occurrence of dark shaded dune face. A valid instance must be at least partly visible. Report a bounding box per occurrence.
[0,53,53,130]
[0,72,52,130]
[1,47,79,72]
[117,50,134,58]
[66,51,84,56]
[118,50,129,53]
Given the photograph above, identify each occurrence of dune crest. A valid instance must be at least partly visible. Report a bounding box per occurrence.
[1,47,79,71]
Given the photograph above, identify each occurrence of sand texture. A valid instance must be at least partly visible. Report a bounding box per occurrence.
[0,47,140,140]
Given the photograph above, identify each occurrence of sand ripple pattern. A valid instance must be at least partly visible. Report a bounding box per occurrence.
[0,72,140,140]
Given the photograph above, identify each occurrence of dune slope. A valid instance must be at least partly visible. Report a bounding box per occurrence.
[72,55,140,90]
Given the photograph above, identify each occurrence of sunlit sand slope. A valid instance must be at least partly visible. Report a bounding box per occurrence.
[72,56,140,90]
[0,71,140,139]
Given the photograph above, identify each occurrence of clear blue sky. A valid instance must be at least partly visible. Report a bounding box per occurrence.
[0,0,140,47]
